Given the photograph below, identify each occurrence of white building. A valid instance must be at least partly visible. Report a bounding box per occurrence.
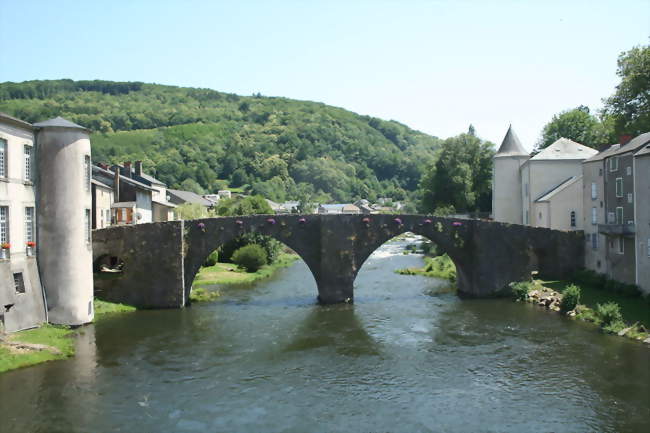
[492,126,597,231]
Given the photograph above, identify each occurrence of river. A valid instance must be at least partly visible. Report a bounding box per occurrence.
[1,236,649,433]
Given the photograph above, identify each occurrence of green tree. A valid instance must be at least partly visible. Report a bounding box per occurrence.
[603,44,650,137]
[419,133,495,213]
[179,178,205,195]
[537,106,608,150]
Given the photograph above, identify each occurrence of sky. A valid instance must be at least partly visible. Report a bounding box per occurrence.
[1,0,648,149]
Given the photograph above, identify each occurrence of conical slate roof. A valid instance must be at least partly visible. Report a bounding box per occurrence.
[33,116,88,131]
[495,125,528,157]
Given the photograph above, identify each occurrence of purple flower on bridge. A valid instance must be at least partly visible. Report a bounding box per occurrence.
[298,217,307,224]
[452,221,463,227]
[423,219,432,225]
[361,217,370,225]
[266,218,276,225]
[393,218,402,225]
[197,222,206,232]
[235,220,244,226]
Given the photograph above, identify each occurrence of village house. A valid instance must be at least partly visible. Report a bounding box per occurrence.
[0,113,95,331]
[492,126,597,230]
[317,204,361,214]
[584,133,650,294]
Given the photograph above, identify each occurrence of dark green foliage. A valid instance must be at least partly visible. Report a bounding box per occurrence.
[232,244,268,272]
[203,250,219,267]
[510,281,532,301]
[571,269,641,297]
[0,79,442,203]
[420,240,439,257]
[419,133,495,213]
[537,106,613,150]
[603,44,650,137]
[560,284,581,312]
[596,302,623,327]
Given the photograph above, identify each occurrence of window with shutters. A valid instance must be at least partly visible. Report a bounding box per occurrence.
[616,207,623,225]
[591,182,597,200]
[24,145,33,181]
[0,139,6,178]
[0,206,8,244]
[609,157,619,172]
[591,207,597,225]
[25,207,34,243]
[85,209,91,243]
[615,178,623,197]
[570,211,576,227]
[84,155,91,192]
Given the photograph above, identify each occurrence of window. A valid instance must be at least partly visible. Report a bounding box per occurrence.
[592,233,598,250]
[25,207,34,243]
[609,157,619,172]
[0,138,6,178]
[13,273,25,294]
[648,238,650,257]
[616,207,623,225]
[24,145,33,181]
[0,206,8,244]
[599,168,603,176]
[591,182,597,200]
[105,209,111,226]
[627,193,633,204]
[591,207,597,225]
[570,211,576,227]
[525,183,529,198]
[84,155,91,192]
[617,237,624,255]
[626,166,632,176]
[615,177,623,197]
[607,211,615,224]
[525,210,529,225]
[85,209,91,243]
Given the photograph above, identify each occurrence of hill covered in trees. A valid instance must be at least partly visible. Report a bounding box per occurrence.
[0,79,443,205]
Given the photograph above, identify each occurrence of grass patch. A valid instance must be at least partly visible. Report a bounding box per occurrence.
[396,254,456,282]
[0,324,75,373]
[193,253,299,286]
[189,287,221,303]
[94,298,136,318]
[542,279,650,328]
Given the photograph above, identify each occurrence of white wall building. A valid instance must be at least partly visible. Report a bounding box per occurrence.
[492,126,597,231]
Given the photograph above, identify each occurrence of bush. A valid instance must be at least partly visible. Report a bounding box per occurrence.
[602,320,626,334]
[560,284,581,312]
[203,250,219,267]
[510,281,532,301]
[596,302,623,327]
[232,244,267,272]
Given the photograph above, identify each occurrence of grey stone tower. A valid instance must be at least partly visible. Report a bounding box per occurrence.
[34,117,94,325]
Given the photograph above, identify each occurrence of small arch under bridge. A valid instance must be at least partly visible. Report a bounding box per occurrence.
[92,214,584,308]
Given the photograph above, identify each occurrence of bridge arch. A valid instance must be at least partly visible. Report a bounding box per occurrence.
[183,216,321,303]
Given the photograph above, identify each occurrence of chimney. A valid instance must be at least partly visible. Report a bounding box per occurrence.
[123,161,132,178]
[113,166,120,202]
[619,134,632,146]
[135,160,143,177]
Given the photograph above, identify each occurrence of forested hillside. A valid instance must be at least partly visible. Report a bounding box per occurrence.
[0,80,442,204]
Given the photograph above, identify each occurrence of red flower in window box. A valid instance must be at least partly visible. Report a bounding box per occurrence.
[1,243,10,249]
[26,242,36,247]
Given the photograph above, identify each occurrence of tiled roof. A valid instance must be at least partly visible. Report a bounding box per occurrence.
[530,138,597,160]
[168,189,213,206]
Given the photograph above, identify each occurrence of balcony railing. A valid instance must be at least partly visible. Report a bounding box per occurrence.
[598,223,635,236]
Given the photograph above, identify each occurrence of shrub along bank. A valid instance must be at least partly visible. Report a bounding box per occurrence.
[510,280,650,345]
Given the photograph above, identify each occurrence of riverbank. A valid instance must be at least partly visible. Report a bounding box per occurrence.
[512,279,650,345]
[193,253,299,288]
[0,299,136,373]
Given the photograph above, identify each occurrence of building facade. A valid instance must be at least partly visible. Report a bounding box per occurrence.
[634,143,650,294]
[493,127,597,231]
[0,113,46,332]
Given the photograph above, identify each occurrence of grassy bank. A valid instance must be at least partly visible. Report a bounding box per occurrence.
[396,254,456,282]
[1,299,136,374]
[0,324,75,373]
[193,253,299,288]
[511,279,650,344]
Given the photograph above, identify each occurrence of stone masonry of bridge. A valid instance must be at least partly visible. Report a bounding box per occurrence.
[92,214,585,308]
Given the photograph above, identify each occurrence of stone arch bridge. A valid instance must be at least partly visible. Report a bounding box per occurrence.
[92,214,584,308]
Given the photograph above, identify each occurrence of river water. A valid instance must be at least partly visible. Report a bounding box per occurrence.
[1,237,649,433]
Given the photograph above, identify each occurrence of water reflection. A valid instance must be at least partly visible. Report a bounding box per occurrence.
[284,304,379,356]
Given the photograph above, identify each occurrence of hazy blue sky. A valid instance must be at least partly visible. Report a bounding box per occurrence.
[1,0,648,148]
